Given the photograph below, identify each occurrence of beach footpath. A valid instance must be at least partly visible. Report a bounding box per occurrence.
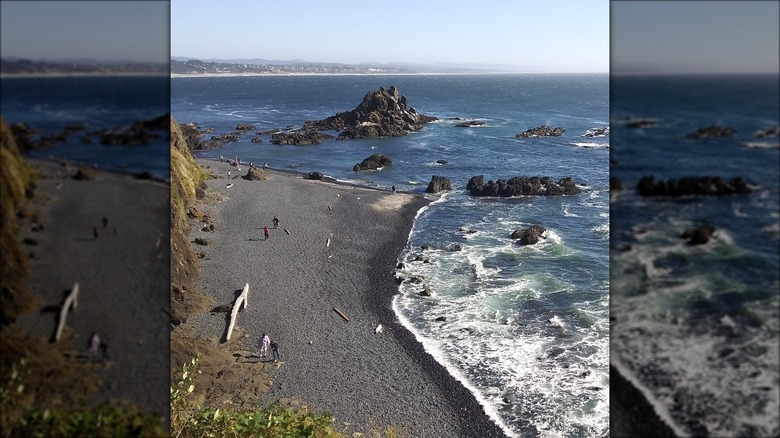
[174,157,508,437]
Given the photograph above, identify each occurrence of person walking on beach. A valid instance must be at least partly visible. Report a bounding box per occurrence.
[272,216,279,229]
[392,185,396,193]
[271,340,281,362]
[88,333,100,360]
[259,333,270,358]
[92,226,99,239]
[264,226,270,240]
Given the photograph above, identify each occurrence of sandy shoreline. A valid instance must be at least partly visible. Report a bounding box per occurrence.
[185,158,508,437]
[11,158,170,418]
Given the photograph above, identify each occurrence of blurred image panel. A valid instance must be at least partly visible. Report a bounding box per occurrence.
[610,1,779,437]
[1,1,171,435]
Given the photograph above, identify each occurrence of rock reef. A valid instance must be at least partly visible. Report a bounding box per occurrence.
[467,175,582,197]
[516,125,565,138]
[637,175,752,197]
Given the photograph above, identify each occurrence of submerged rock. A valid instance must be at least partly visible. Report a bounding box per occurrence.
[686,125,735,139]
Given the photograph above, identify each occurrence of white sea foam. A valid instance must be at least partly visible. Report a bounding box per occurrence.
[743,141,779,149]
[571,142,609,149]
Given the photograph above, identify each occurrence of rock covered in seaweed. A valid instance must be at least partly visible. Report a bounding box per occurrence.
[303,86,437,140]
[467,175,582,197]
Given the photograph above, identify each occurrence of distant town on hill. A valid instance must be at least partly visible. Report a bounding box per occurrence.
[0,57,531,76]
[170,57,524,75]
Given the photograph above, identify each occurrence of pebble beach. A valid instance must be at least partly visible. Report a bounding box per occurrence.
[186,158,508,437]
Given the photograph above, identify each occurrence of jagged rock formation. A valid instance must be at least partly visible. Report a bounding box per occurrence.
[467,175,582,197]
[516,125,565,138]
[425,175,452,193]
[270,131,333,145]
[636,175,751,197]
[511,224,547,245]
[353,154,393,171]
[686,125,735,139]
[177,122,214,150]
[303,86,437,139]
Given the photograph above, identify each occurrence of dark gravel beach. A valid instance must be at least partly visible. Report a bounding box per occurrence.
[186,159,508,437]
[610,365,679,437]
[12,159,170,417]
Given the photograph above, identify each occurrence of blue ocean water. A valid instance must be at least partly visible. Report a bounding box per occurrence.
[0,75,170,179]
[610,74,780,437]
[172,74,610,437]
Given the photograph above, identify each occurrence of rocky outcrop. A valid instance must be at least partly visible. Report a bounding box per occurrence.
[235,124,256,133]
[198,133,240,150]
[353,154,392,171]
[610,176,623,192]
[516,125,565,138]
[681,224,716,245]
[467,175,582,197]
[177,122,214,150]
[686,125,735,139]
[243,167,269,181]
[303,86,437,140]
[306,171,324,180]
[270,131,333,145]
[425,175,452,193]
[511,224,546,245]
[637,175,752,197]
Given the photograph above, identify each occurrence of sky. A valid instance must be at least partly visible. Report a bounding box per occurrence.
[0,1,169,64]
[611,1,779,74]
[170,0,610,73]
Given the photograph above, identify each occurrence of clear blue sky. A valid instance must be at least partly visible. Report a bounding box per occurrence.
[612,1,779,74]
[0,1,169,63]
[171,0,609,73]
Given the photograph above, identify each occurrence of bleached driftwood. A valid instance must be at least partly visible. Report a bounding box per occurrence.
[54,283,79,342]
[333,307,350,322]
[326,238,331,248]
[225,283,249,341]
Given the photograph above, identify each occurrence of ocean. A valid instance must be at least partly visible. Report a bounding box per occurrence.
[0,75,170,180]
[610,74,780,437]
[172,73,610,437]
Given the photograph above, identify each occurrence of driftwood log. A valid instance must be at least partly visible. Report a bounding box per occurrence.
[225,283,249,341]
[54,283,79,342]
[333,307,350,322]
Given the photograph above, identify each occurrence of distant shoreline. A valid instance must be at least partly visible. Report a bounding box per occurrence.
[171,71,604,78]
[1,72,169,79]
